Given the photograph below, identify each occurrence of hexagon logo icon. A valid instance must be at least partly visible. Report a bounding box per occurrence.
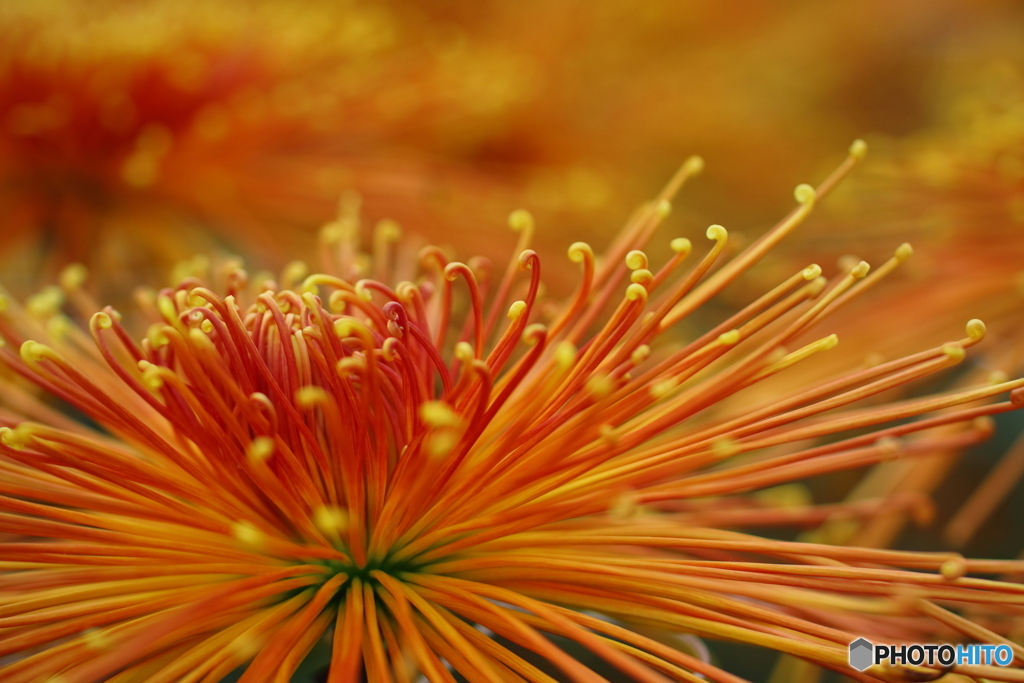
[849,638,874,672]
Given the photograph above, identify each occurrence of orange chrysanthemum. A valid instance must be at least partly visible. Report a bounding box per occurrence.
[2,145,1024,682]
[8,0,1012,296]
[0,0,543,290]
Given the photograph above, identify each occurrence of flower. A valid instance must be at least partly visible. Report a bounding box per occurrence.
[0,0,540,290]
[6,0,1007,298]
[2,144,1024,683]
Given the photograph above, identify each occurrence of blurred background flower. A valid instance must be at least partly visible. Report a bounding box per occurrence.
[4,0,1022,291]
[0,0,550,295]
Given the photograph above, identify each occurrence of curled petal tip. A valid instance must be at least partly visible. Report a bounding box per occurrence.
[454,341,474,362]
[940,556,966,581]
[522,323,546,344]
[295,386,329,407]
[625,283,647,301]
[942,343,966,362]
[507,300,527,320]
[802,264,822,280]
[670,237,691,255]
[794,183,816,205]
[625,250,648,270]
[850,261,870,278]
[232,522,264,549]
[567,242,593,263]
[631,345,651,365]
[849,138,868,160]
[706,224,727,242]
[420,401,461,429]
[508,209,534,232]
[247,437,275,463]
[717,330,740,346]
[91,311,113,330]
[59,263,88,291]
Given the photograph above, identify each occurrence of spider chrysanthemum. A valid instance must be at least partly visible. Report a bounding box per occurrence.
[2,143,1024,683]
[0,0,537,281]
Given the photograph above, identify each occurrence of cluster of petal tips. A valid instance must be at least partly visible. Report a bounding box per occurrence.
[1,141,1024,683]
